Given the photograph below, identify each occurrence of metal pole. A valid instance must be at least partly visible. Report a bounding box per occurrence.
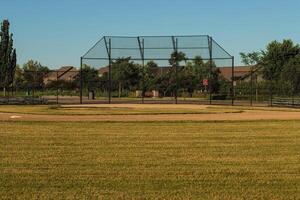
[142,39,145,103]
[138,37,145,104]
[80,57,83,104]
[108,38,112,104]
[270,76,273,107]
[208,36,213,105]
[231,56,235,106]
[292,90,295,107]
[56,71,59,104]
[175,38,178,104]
[32,71,35,104]
[171,36,178,104]
[250,69,253,106]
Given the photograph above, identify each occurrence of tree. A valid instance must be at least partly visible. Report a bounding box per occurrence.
[240,51,262,66]
[204,61,221,93]
[179,62,198,97]
[142,61,158,94]
[261,39,300,81]
[13,64,25,90]
[23,60,49,91]
[0,19,17,96]
[241,39,300,99]
[75,64,100,91]
[193,56,209,91]
[239,51,263,101]
[111,58,141,97]
[155,72,173,97]
[169,51,187,98]
[282,54,300,94]
[191,56,221,94]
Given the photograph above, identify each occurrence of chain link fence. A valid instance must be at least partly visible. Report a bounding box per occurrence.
[0,35,299,107]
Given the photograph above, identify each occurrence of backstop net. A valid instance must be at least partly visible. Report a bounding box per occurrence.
[81,35,234,105]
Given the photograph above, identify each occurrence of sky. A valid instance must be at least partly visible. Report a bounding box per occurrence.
[1,0,300,69]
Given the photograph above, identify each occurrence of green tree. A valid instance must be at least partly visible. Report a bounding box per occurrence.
[204,61,221,93]
[192,56,221,94]
[241,39,300,99]
[193,56,208,90]
[75,64,100,91]
[155,72,173,97]
[179,62,198,97]
[281,54,300,94]
[142,61,158,94]
[0,19,17,96]
[169,51,187,97]
[110,58,141,97]
[23,60,49,91]
[261,39,300,81]
[240,51,262,66]
[13,64,25,89]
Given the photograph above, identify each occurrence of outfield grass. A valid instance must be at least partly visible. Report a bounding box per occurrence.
[0,120,299,199]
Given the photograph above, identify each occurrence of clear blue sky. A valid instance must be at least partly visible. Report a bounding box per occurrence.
[1,0,300,68]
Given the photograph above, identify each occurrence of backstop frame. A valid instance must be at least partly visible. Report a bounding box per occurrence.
[80,35,235,105]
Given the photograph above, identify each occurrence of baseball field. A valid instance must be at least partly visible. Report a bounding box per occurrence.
[0,104,299,199]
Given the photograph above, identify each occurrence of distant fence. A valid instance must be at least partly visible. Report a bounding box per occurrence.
[1,36,299,107]
[0,67,299,108]
[234,69,300,107]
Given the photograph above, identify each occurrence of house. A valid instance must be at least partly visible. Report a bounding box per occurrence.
[219,66,252,81]
[98,66,173,77]
[98,65,254,81]
[44,66,79,85]
[98,67,109,77]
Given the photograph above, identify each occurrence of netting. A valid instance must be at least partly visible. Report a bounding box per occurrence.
[81,35,234,105]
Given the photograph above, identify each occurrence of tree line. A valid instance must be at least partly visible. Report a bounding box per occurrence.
[1,19,299,99]
[81,53,225,98]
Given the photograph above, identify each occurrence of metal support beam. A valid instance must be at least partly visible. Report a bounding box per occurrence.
[137,37,145,103]
[104,37,112,104]
[108,39,112,104]
[208,36,213,105]
[172,36,178,104]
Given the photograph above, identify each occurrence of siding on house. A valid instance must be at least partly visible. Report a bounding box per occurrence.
[43,66,79,85]
[98,66,254,80]
[219,66,253,80]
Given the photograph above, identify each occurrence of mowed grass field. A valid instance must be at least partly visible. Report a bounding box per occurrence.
[1,120,299,199]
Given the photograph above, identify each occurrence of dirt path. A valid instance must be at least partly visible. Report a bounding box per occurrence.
[1,109,300,122]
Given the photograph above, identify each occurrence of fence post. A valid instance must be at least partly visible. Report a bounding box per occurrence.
[80,57,83,104]
[171,36,178,104]
[175,38,179,104]
[138,37,145,104]
[108,38,112,104]
[250,69,253,106]
[231,56,235,106]
[32,71,36,105]
[208,36,213,105]
[56,71,59,104]
[270,79,273,107]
